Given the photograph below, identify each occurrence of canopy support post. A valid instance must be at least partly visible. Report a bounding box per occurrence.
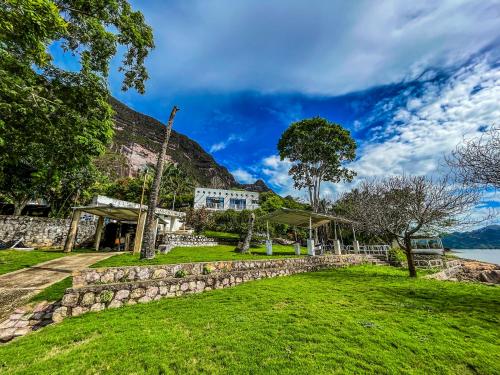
[352,224,360,254]
[307,216,315,256]
[333,220,341,255]
[93,216,104,251]
[265,220,272,255]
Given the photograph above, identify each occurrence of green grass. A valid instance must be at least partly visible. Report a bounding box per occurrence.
[203,230,240,241]
[0,248,114,275]
[0,265,498,374]
[29,277,72,303]
[92,244,307,268]
[0,250,66,275]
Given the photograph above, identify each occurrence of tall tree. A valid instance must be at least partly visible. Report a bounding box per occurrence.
[0,0,154,213]
[160,164,195,210]
[141,106,179,259]
[447,127,500,189]
[278,117,356,212]
[343,176,478,277]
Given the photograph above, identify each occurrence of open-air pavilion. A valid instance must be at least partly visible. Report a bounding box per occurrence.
[63,195,185,253]
[261,208,360,256]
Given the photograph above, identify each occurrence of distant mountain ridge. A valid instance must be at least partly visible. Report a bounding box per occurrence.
[442,225,500,249]
[109,98,270,192]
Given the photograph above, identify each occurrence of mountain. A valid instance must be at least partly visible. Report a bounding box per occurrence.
[442,225,500,249]
[109,98,268,190]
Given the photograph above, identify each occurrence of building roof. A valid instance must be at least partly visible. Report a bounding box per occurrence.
[73,195,185,222]
[261,208,353,228]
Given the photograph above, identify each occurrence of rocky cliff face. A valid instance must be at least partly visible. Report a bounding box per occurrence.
[109,98,238,188]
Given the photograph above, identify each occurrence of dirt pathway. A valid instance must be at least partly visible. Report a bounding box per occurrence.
[0,253,118,320]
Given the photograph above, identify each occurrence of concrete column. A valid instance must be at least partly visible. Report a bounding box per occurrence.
[333,240,342,255]
[307,239,315,256]
[63,209,81,253]
[265,240,273,255]
[353,240,360,254]
[133,212,147,253]
[294,243,301,255]
[93,216,104,251]
[169,217,176,232]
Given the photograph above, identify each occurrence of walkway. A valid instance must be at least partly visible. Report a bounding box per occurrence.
[0,253,118,320]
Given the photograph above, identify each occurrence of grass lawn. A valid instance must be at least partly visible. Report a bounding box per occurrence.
[0,265,498,374]
[0,250,66,275]
[203,230,240,243]
[0,248,115,276]
[29,277,73,303]
[92,244,307,268]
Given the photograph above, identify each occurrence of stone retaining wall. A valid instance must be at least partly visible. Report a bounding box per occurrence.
[0,215,96,248]
[73,254,366,287]
[156,233,217,248]
[57,254,369,320]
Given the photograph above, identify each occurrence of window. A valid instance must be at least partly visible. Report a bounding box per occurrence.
[251,200,259,205]
[229,198,246,210]
[206,197,224,209]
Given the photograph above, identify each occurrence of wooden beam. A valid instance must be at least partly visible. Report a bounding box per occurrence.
[133,212,147,253]
[63,209,81,253]
[93,216,104,251]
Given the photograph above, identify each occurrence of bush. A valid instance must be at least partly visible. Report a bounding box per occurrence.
[175,269,187,278]
[388,247,406,263]
[202,266,213,275]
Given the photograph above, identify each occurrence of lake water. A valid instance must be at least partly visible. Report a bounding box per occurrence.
[451,249,500,265]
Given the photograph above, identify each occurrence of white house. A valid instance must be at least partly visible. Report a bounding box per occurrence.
[194,188,260,211]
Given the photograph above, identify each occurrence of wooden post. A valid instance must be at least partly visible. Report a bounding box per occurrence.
[64,209,81,253]
[309,216,312,240]
[133,212,147,253]
[93,216,104,251]
[334,221,337,240]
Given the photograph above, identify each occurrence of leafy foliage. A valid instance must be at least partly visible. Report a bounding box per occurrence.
[0,0,154,214]
[278,117,356,211]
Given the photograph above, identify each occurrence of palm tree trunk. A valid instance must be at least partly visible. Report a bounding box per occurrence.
[140,106,179,259]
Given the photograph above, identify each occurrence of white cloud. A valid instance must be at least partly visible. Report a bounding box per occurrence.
[257,59,500,220]
[353,60,500,180]
[231,168,256,184]
[209,134,244,153]
[134,0,499,95]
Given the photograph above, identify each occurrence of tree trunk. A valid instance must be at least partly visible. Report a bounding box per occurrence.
[13,199,28,216]
[404,235,417,278]
[141,106,179,259]
[237,213,255,254]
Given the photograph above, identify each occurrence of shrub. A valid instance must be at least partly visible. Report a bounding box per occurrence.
[175,269,187,278]
[202,266,213,275]
[388,247,406,264]
[99,290,114,304]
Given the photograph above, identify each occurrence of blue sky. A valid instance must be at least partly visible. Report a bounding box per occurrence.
[53,0,500,218]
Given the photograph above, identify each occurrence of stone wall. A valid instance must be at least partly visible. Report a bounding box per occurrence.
[156,233,217,248]
[57,254,369,320]
[73,254,366,287]
[0,215,96,248]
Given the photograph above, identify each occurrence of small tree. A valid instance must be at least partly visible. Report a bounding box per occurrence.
[447,127,500,189]
[343,175,477,277]
[185,207,213,234]
[278,117,356,212]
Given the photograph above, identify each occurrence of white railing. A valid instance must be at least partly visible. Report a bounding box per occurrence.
[342,244,390,260]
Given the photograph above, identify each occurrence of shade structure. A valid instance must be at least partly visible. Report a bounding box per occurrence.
[261,208,353,228]
[72,205,168,224]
